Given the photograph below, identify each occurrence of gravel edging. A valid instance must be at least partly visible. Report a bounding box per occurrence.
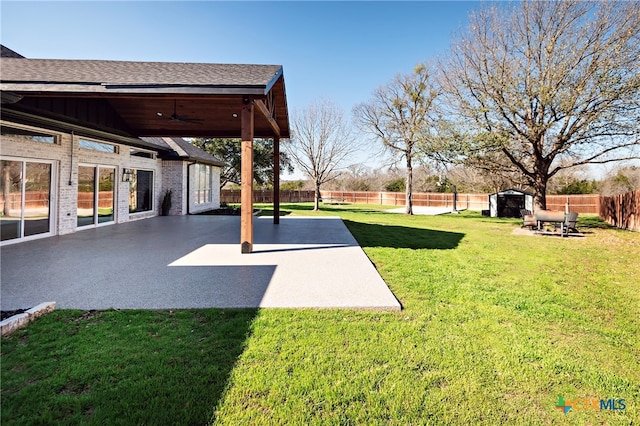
[1,302,56,337]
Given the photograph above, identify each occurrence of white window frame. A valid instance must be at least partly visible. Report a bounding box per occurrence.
[130,147,156,159]
[76,163,117,229]
[128,168,155,214]
[0,121,61,145]
[194,164,213,205]
[0,156,57,246]
[79,138,119,154]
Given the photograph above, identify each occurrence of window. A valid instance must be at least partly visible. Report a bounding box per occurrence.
[194,164,212,204]
[77,165,115,228]
[130,148,155,159]
[1,159,53,243]
[1,125,57,144]
[79,139,118,153]
[129,169,153,213]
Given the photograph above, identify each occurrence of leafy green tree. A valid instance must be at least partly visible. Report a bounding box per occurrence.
[555,179,600,195]
[384,178,406,193]
[191,138,293,188]
[280,180,306,191]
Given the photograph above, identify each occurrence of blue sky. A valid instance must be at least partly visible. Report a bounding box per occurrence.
[1,1,481,176]
[1,1,479,114]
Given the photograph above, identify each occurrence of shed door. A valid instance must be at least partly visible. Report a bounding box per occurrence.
[489,195,497,217]
[498,194,525,218]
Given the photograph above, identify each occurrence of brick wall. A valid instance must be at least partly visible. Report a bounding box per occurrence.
[1,121,163,241]
[162,161,186,215]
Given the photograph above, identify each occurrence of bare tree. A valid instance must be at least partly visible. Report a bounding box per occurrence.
[600,165,640,196]
[354,63,439,214]
[441,0,640,209]
[285,99,355,210]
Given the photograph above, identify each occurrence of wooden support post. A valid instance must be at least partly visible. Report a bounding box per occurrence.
[241,100,254,254]
[273,136,280,224]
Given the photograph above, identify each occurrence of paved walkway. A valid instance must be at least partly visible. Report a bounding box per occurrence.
[1,216,401,311]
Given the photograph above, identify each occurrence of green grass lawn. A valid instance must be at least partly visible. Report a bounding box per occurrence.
[2,205,639,425]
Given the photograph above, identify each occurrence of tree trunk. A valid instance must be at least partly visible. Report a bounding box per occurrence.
[314,183,321,211]
[405,154,413,215]
[532,174,548,211]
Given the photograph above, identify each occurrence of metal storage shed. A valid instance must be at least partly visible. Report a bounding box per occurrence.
[489,189,534,218]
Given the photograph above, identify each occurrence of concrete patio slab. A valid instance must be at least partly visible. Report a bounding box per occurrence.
[1,216,401,311]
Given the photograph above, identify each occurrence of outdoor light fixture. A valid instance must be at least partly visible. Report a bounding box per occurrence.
[122,168,133,182]
[232,113,238,118]
[156,112,163,117]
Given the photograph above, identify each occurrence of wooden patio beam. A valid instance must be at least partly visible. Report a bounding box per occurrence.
[254,99,280,138]
[240,99,254,254]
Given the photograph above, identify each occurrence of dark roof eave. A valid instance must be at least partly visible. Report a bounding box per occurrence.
[490,188,534,196]
[190,157,226,167]
[156,152,225,167]
[2,107,171,152]
[1,83,271,96]
[264,67,284,94]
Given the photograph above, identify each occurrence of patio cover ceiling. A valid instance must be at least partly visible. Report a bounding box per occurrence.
[0,58,290,140]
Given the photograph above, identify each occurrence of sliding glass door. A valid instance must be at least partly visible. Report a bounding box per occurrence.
[1,159,53,243]
[77,165,115,228]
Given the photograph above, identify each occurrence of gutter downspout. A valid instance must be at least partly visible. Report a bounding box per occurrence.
[186,161,196,214]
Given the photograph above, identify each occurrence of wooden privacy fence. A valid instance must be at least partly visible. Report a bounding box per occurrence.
[77,191,114,209]
[320,191,600,213]
[1,191,50,211]
[599,190,640,232]
[1,191,115,211]
[221,189,486,209]
[221,189,316,204]
[546,194,600,214]
[319,191,489,210]
[221,189,603,213]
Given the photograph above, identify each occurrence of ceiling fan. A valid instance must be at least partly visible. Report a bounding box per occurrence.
[168,100,203,125]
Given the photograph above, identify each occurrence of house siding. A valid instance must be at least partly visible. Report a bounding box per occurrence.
[2,119,222,245]
[1,121,160,243]
[161,161,186,215]
[162,161,222,215]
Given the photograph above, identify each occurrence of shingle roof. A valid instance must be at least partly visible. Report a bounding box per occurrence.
[141,137,225,166]
[1,45,24,58]
[0,49,290,138]
[0,58,282,89]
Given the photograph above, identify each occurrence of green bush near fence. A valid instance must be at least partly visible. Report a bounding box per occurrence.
[2,205,638,425]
